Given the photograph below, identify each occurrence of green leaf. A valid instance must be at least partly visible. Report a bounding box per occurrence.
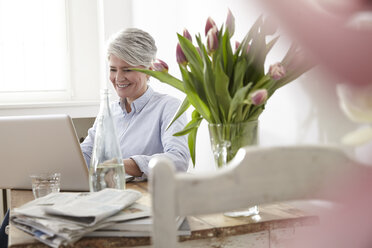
[228,83,252,122]
[249,30,266,81]
[166,97,191,131]
[196,35,221,123]
[188,127,198,166]
[247,15,263,40]
[243,59,255,86]
[222,30,234,78]
[238,15,263,56]
[180,66,212,122]
[246,105,264,121]
[238,16,266,87]
[230,57,248,96]
[172,110,202,166]
[265,36,279,57]
[177,34,203,66]
[214,55,232,122]
[190,111,202,166]
[179,34,216,121]
[186,71,207,105]
[131,68,184,92]
[272,66,312,92]
[177,34,204,82]
[281,43,298,66]
[195,34,208,62]
[173,116,202,136]
[251,74,271,91]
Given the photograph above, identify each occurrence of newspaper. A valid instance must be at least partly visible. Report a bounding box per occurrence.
[103,202,151,223]
[86,217,191,237]
[11,188,142,248]
[100,215,185,232]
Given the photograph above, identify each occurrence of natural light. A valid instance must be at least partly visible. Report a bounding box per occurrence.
[0,0,69,102]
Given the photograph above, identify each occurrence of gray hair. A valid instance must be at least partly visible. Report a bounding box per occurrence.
[107,28,157,68]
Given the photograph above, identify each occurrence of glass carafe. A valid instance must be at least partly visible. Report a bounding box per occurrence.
[89,89,126,192]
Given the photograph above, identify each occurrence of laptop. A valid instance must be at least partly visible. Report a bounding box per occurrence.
[0,114,90,191]
[0,114,134,191]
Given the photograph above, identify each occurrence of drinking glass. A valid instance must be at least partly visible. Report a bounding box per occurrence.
[30,173,61,199]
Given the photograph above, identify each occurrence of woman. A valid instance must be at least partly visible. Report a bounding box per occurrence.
[81,28,190,178]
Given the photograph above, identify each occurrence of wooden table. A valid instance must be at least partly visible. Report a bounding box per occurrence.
[8,181,320,248]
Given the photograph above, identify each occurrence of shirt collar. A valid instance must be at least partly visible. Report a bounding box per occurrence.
[118,86,154,114]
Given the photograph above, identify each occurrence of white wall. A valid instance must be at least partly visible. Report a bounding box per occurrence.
[101,0,364,171]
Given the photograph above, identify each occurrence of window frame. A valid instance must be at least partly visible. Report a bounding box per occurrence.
[0,0,102,117]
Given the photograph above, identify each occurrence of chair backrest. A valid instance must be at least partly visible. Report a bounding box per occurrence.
[149,145,362,247]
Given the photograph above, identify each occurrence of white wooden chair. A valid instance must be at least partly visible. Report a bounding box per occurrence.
[149,145,363,247]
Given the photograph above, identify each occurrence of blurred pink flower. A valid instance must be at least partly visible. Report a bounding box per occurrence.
[183,28,192,42]
[235,41,240,51]
[205,17,217,36]
[258,1,372,247]
[176,43,187,65]
[269,62,286,80]
[225,9,235,37]
[207,26,219,53]
[235,41,250,54]
[250,89,268,105]
[152,59,169,72]
[262,16,277,35]
[260,0,372,86]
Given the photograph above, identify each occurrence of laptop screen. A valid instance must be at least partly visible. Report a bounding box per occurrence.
[0,114,89,191]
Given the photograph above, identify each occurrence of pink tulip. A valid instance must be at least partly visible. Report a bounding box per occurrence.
[183,28,192,42]
[205,17,217,36]
[207,26,219,53]
[235,41,250,54]
[260,0,372,86]
[269,62,286,80]
[176,43,187,65]
[235,41,240,51]
[225,9,235,37]
[152,59,169,72]
[251,89,268,106]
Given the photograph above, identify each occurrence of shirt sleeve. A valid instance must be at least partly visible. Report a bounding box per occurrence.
[80,121,97,169]
[131,98,190,176]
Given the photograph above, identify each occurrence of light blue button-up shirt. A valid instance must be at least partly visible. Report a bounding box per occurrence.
[81,86,190,176]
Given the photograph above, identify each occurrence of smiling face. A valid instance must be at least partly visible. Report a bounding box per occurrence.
[109,54,149,105]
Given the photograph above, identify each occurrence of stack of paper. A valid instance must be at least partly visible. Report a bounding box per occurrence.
[11,189,145,248]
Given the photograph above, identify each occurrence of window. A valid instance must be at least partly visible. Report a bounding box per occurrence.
[0,0,70,103]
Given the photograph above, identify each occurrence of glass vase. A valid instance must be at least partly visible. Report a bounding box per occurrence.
[208,120,259,217]
[208,120,258,168]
